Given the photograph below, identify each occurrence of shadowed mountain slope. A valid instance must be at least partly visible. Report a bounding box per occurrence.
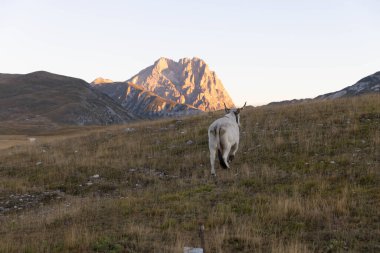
[0,71,137,129]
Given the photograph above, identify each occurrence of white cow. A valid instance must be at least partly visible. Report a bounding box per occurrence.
[208,102,246,175]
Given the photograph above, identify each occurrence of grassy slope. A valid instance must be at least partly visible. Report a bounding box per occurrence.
[0,95,379,252]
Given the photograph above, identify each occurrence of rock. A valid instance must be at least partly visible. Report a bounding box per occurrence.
[186,140,194,145]
[184,247,203,253]
[92,174,100,179]
[125,127,136,132]
[36,161,42,166]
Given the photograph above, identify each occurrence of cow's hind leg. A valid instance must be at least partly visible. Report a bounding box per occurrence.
[208,132,217,176]
[228,143,238,163]
[221,144,231,169]
[218,149,228,169]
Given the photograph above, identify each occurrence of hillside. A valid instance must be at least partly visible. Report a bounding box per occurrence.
[270,71,380,105]
[317,71,380,99]
[127,57,235,111]
[0,94,379,252]
[93,81,200,118]
[0,71,136,132]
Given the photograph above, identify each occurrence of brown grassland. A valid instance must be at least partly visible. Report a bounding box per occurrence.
[0,94,379,252]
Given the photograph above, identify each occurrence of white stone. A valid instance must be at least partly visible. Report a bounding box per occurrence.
[184,247,203,253]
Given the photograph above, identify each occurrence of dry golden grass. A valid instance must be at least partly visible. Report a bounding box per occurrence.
[0,94,379,252]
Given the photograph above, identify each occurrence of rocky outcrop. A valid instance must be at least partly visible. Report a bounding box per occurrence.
[93,81,200,118]
[127,57,235,111]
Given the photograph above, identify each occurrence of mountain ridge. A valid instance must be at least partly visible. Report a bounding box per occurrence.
[269,71,380,105]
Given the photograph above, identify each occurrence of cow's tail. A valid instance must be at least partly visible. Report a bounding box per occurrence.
[217,127,228,169]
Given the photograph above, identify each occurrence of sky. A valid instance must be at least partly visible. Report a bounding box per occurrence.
[1,0,380,105]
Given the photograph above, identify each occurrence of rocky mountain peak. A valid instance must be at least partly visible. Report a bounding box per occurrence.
[91,77,114,85]
[127,57,234,111]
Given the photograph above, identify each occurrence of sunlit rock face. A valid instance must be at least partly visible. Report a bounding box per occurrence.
[91,77,114,85]
[127,57,235,111]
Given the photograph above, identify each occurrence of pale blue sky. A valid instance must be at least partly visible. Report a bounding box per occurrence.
[1,0,379,105]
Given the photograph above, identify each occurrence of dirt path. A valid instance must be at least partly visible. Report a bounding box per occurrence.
[0,135,31,150]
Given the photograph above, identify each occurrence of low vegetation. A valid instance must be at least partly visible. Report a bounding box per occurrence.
[0,95,379,252]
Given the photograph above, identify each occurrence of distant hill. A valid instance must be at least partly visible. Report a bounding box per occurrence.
[268,98,312,106]
[316,71,380,100]
[126,57,235,111]
[0,71,137,128]
[269,71,380,105]
[92,81,200,118]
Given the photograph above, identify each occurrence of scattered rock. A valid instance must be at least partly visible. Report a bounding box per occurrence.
[125,128,136,133]
[186,140,194,145]
[36,161,42,166]
[0,190,64,214]
[91,174,100,179]
[184,247,203,253]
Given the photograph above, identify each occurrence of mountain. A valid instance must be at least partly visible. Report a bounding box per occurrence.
[316,71,380,100]
[0,71,137,129]
[93,81,200,118]
[127,57,235,111]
